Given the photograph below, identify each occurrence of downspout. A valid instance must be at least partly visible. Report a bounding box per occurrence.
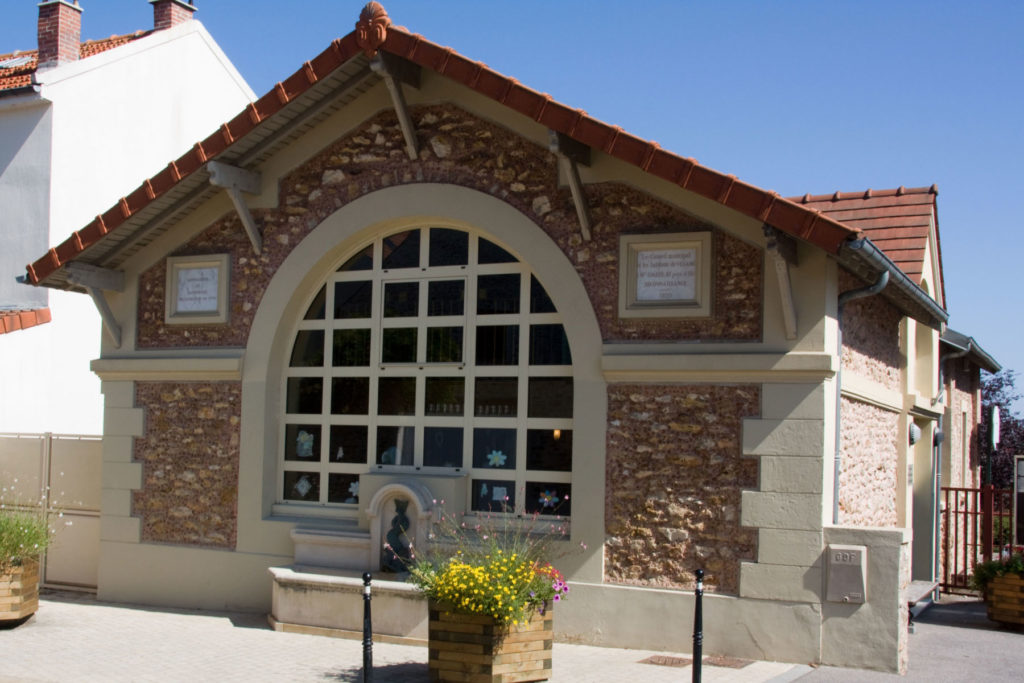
[932,341,972,587]
[833,270,890,524]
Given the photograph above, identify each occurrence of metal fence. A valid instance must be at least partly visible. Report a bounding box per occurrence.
[940,485,1013,593]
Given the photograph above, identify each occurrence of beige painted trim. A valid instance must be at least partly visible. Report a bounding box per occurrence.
[840,373,902,413]
[91,355,244,381]
[238,183,607,583]
[601,351,836,383]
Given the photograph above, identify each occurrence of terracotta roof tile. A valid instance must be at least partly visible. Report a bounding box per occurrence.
[25,5,863,288]
[0,31,151,94]
[791,185,944,305]
[0,307,51,334]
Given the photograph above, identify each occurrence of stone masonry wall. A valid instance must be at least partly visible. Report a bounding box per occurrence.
[839,269,902,391]
[605,384,760,594]
[137,104,762,349]
[947,361,979,489]
[838,397,899,527]
[132,382,241,547]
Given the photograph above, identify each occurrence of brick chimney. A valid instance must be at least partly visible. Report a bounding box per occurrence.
[37,0,83,69]
[151,0,197,31]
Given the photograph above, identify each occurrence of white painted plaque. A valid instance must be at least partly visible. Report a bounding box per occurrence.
[165,253,230,324]
[618,232,711,318]
[176,267,220,312]
[635,248,697,302]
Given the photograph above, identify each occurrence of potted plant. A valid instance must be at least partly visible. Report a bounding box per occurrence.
[1,485,54,623]
[970,550,1024,627]
[393,499,579,683]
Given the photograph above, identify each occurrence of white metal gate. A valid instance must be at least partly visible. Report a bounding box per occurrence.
[0,433,101,590]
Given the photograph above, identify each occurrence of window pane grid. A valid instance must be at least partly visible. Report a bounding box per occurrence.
[280,229,573,514]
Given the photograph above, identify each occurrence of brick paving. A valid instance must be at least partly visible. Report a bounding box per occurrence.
[0,591,807,682]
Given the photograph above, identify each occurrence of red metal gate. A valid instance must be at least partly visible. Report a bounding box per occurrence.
[940,485,1013,592]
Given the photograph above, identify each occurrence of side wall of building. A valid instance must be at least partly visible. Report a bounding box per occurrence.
[0,21,253,436]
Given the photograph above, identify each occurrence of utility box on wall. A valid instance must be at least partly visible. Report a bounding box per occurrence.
[826,544,867,604]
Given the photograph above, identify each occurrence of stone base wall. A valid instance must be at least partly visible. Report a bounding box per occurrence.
[838,397,898,527]
[604,384,759,594]
[132,382,241,547]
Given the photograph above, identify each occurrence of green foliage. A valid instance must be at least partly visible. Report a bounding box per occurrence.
[1,475,59,571]
[970,552,1024,591]
[0,509,51,570]
[981,369,1024,488]
[396,501,581,624]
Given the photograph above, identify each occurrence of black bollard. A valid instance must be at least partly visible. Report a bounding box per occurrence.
[692,568,703,683]
[362,571,373,683]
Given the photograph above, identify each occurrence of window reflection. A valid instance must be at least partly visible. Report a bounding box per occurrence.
[424,427,463,467]
[475,378,517,417]
[425,378,464,416]
[378,377,416,415]
[334,281,373,319]
[427,326,463,363]
[382,328,417,363]
[290,330,324,367]
[477,274,520,314]
[330,425,368,463]
[382,230,420,269]
[287,377,323,414]
[429,228,468,267]
[527,377,573,418]
[377,426,414,465]
[330,377,369,415]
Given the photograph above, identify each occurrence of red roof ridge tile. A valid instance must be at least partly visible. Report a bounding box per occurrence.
[795,185,938,204]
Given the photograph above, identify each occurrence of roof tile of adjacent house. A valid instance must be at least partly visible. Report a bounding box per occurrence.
[0,307,52,334]
[791,185,944,306]
[0,31,150,92]
[23,5,867,287]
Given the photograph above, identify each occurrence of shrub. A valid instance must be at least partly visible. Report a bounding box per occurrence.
[395,498,581,625]
[970,552,1024,592]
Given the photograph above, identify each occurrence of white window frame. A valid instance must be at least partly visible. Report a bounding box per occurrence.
[276,227,574,518]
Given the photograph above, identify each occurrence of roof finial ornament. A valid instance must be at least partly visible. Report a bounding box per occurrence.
[356,2,391,58]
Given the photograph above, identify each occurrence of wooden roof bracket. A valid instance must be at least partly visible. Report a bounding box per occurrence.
[65,262,125,347]
[207,160,263,254]
[763,224,798,340]
[548,131,592,241]
[370,52,421,160]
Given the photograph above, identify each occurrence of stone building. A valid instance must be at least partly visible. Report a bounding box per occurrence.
[21,3,995,672]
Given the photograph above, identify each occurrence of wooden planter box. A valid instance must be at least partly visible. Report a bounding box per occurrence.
[428,601,553,682]
[986,573,1024,626]
[0,558,40,622]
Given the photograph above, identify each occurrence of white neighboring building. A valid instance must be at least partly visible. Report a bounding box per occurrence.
[0,0,254,434]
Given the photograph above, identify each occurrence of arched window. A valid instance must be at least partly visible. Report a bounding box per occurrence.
[280,227,573,516]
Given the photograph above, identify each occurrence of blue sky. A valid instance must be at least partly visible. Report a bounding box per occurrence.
[3,1,1021,400]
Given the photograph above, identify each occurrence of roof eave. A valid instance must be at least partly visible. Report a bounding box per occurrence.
[837,237,948,329]
[24,12,864,289]
[940,328,1001,374]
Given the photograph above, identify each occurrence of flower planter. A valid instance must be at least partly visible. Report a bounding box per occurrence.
[0,557,40,622]
[986,573,1024,626]
[428,601,553,682]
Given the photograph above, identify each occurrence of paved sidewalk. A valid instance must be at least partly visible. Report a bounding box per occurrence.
[0,591,808,682]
